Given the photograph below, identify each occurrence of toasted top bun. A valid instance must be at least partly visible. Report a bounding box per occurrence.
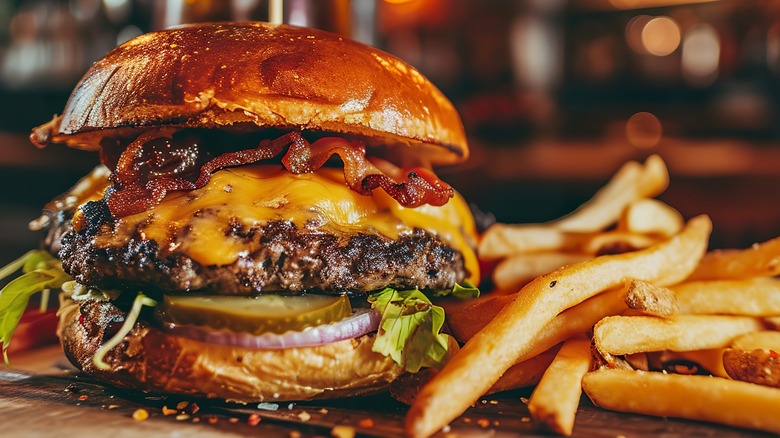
[35,22,468,166]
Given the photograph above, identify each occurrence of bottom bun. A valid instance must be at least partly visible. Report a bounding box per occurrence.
[57,295,404,402]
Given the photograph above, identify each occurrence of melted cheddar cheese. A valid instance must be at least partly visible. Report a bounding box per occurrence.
[86,165,479,284]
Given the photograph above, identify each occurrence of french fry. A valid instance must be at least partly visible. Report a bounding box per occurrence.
[390,345,561,405]
[487,345,561,395]
[687,236,780,281]
[583,369,780,434]
[674,278,780,316]
[623,279,678,317]
[723,349,780,388]
[479,228,659,260]
[579,231,660,256]
[478,155,669,259]
[618,198,684,238]
[723,330,780,387]
[493,253,590,292]
[478,226,585,259]
[448,287,626,347]
[593,315,764,357]
[555,154,669,231]
[527,337,592,436]
[731,330,780,350]
[406,216,711,438]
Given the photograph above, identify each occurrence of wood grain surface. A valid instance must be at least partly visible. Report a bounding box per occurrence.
[0,346,773,438]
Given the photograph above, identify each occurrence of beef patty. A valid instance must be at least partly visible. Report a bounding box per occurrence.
[58,200,468,295]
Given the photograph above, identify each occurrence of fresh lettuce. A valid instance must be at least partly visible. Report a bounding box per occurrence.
[0,250,72,365]
[431,281,480,299]
[369,283,479,373]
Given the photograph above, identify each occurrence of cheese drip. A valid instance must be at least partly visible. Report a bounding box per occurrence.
[88,165,480,284]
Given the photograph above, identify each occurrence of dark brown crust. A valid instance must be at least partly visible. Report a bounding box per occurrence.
[723,348,780,388]
[37,22,467,165]
[59,200,467,294]
[59,296,403,402]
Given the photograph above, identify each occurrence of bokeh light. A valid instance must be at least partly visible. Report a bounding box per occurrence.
[626,112,662,148]
[641,16,681,56]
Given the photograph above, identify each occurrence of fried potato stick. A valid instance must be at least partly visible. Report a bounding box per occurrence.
[594,314,764,356]
[674,278,780,316]
[688,236,780,281]
[618,198,684,238]
[493,253,590,292]
[478,156,669,259]
[555,154,669,231]
[623,279,678,317]
[406,215,711,438]
[583,369,780,434]
[527,337,592,435]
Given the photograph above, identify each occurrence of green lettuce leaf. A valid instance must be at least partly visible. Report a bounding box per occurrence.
[431,281,481,299]
[0,250,72,365]
[369,287,452,373]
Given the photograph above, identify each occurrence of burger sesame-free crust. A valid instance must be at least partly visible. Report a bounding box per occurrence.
[34,22,468,166]
[59,200,468,294]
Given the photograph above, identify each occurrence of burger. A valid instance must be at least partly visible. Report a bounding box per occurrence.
[4,22,479,402]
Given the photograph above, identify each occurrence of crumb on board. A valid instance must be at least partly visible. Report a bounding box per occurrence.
[132,409,149,421]
[358,418,374,428]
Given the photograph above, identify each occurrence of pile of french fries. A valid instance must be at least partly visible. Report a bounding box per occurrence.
[405,155,780,437]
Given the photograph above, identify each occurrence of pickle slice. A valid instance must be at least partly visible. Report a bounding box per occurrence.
[163,294,352,335]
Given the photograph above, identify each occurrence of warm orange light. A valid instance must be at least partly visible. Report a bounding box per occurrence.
[626,112,662,149]
[641,17,681,56]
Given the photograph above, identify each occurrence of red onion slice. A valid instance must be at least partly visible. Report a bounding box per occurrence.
[159,309,380,349]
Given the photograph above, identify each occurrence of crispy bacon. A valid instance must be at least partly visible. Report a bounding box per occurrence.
[107,130,454,218]
[282,136,453,207]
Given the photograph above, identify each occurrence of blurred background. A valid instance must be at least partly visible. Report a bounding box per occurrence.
[1,0,780,264]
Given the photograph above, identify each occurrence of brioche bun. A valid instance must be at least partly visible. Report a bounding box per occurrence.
[58,296,404,402]
[34,22,467,166]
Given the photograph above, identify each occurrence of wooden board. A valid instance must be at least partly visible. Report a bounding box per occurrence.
[0,346,773,437]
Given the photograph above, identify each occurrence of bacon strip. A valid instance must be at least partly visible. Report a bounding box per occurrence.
[282,136,453,207]
[107,131,454,218]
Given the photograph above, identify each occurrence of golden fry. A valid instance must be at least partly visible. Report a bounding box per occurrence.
[618,198,684,238]
[479,227,658,260]
[579,232,660,256]
[555,154,669,231]
[487,345,561,395]
[582,369,780,434]
[688,236,780,281]
[723,345,780,388]
[406,216,711,438]
[674,278,780,316]
[623,279,678,317]
[478,155,669,259]
[528,338,592,436]
[731,330,780,350]
[594,314,764,356]
[493,252,590,292]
